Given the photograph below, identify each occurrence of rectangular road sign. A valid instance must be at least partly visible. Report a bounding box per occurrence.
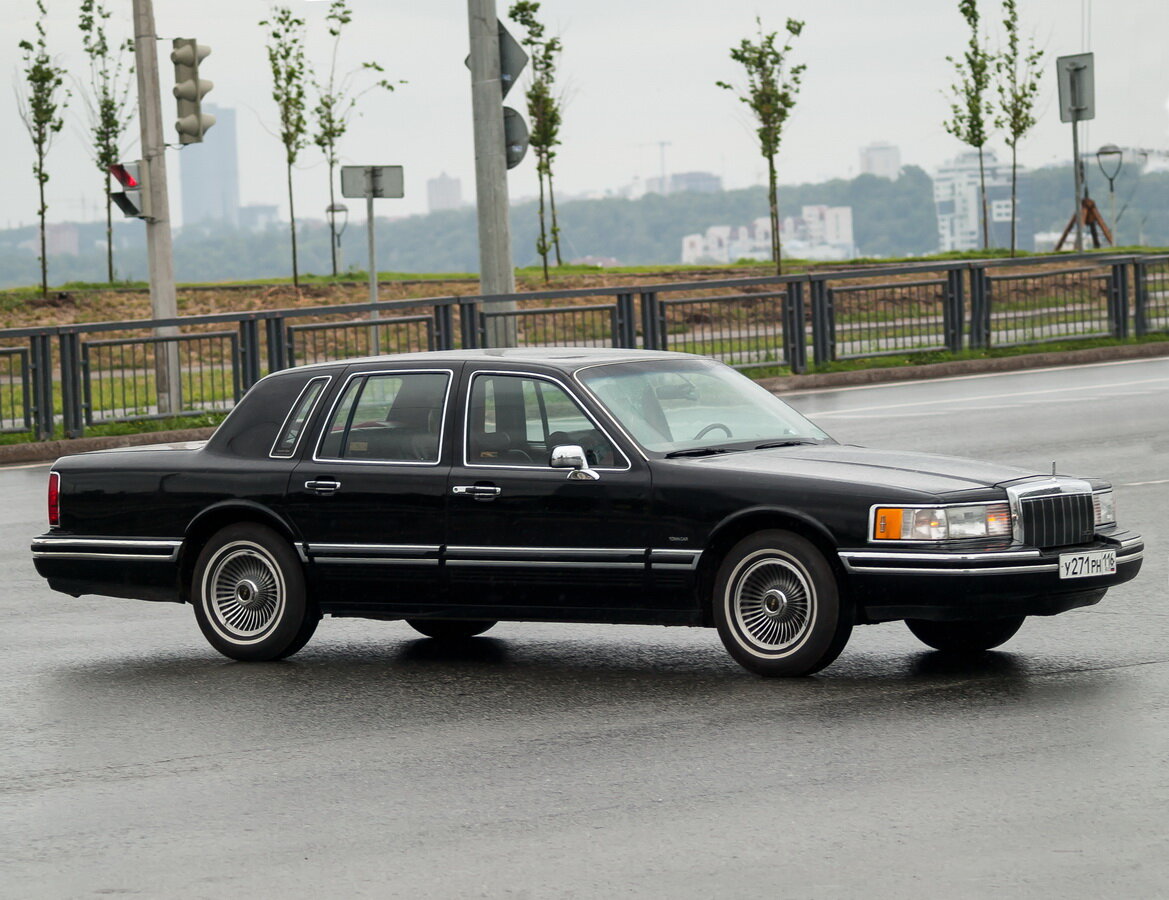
[341,165,405,199]
[1056,52,1095,123]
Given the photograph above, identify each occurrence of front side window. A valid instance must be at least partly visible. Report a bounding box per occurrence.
[577,359,831,455]
[466,373,619,467]
[317,371,449,463]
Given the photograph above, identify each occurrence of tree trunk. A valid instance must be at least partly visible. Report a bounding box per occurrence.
[548,170,562,267]
[287,160,299,289]
[978,146,989,251]
[537,154,549,283]
[327,161,338,278]
[105,187,115,283]
[1009,144,1018,258]
[37,155,48,299]
[767,152,781,276]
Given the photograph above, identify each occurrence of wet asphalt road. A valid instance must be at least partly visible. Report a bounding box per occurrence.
[3,358,1167,898]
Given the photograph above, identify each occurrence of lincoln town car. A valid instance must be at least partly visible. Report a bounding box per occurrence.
[32,349,1143,676]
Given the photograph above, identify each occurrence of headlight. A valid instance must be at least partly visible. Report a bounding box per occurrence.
[1093,490,1116,526]
[871,503,1012,542]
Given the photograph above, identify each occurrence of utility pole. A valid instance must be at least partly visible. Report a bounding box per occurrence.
[131,0,180,413]
[467,0,517,346]
[658,140,671,195]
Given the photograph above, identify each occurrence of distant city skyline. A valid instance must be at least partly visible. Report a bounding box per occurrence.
[3,0,1166,232]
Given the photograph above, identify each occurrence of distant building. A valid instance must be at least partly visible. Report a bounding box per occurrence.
[180,104,240,228]
[933,149,1031,252]
[239,204,279,232]
[569,255,620,267]
[681,219,772,264]
[45,223,80,257]
[668,172,723,194]
[682,206,854,264]
[427,173,463,212]
[624,171,723,199]
[860,142,902,180]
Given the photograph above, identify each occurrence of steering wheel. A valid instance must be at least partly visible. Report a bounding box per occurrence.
[692,422,733,440]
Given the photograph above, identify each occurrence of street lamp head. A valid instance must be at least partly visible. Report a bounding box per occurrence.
[326,202,349,238]
[1096,144,1123,182]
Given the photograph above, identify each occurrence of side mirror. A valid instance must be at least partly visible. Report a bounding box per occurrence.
[550,444,601,481]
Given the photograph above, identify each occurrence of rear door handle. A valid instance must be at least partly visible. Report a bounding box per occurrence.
[451,484,502,499]
[305,478,342,495]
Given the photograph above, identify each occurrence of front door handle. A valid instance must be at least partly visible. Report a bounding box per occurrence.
[305,478,342,495]
[451,484,502,500]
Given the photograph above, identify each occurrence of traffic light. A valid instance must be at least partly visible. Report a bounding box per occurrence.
[109,161,151,219]
[497,22,529,170]
[171,38,215,144]
[466,20,530,170]
[503,108,529,170]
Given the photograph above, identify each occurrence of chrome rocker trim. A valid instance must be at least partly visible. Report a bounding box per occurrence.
[31,537,182,562]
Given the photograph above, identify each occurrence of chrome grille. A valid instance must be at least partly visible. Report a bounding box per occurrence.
[1020,493,1094,548]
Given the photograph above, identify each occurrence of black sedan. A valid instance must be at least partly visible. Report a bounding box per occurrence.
[32,349,1144,676]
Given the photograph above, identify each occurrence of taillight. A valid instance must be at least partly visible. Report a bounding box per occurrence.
[48,471,60,527]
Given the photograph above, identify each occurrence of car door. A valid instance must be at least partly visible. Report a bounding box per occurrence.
[283,365,457,614]
[444,368,655,619]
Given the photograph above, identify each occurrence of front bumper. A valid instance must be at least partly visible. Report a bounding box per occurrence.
[838,531,1143,623]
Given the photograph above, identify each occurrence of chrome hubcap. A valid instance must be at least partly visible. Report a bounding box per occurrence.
[733,554,814,651]
[206,543,285,641]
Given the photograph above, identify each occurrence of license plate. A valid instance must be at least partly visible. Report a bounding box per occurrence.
[1058,549,1116,579]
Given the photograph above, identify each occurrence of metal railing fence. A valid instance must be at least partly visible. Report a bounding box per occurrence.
[1,252,1165,441]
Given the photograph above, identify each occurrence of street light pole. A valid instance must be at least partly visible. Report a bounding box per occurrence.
[131,0,180,414]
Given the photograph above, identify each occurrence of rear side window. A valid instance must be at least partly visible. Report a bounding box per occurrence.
[317,371,450,463]
[270,376,330,458]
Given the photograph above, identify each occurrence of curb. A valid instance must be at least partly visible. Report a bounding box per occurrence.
[3,341,1167,466]
[759,341,1169,393]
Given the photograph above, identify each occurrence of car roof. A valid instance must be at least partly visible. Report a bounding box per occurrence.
[290,347,701,375]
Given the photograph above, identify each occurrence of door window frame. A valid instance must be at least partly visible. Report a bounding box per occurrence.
[461,369,632,472]
[311,368,455,467]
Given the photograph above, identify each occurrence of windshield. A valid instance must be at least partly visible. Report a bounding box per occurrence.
[577,358,831,456]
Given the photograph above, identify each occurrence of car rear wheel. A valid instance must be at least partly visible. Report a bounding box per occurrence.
[406,619,496,640]
[192,523,319,661]
[713,530,851,677]
[905,616,1024,653]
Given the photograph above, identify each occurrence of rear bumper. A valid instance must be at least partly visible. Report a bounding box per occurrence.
[32,535,183,603]
[838,532,1143,623]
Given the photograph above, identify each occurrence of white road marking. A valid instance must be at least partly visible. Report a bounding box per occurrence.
[783,355,1169,398]
[806,376,1169,417]
[0,461,52,471]
[1120,479,1169,487]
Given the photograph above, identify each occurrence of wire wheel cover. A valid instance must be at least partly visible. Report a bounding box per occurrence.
[206,543,285,640]
[732,554,815,652]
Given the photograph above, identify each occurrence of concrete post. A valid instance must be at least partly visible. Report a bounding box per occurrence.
[132,0,181,414]
[467,0,517,347]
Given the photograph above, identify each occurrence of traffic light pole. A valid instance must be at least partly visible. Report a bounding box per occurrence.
[132,0,181,414]
[467,0,517,347]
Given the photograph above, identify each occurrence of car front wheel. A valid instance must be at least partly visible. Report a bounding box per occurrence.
[905,616,1024,653]
[713,530,851,677]
[192,523,319,661]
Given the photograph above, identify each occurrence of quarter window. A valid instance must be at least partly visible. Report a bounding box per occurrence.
[317,372,449,463]
[467,374,618,467]
[271,376,329,458]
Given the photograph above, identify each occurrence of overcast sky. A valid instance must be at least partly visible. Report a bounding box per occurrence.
[3,0,1167,229]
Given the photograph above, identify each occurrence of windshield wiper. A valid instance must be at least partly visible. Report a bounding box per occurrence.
[753,439,820,450]
[664,446,742,459]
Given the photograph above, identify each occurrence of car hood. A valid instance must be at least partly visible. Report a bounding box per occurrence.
[678,444,1037,496]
